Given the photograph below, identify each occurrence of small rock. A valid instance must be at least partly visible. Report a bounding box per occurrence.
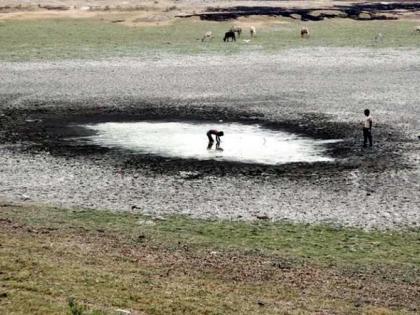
[257,300,265,306]
[39,4,70,10]
[153,215,166,221]
[178,171,202,180]
[25,118,42,123]
[115,309,131,315]
[256,214,270,220]
[137,219,155,226]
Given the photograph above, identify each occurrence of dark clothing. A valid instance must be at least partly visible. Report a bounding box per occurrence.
[207,130,220,143]
[207,129,218,136]
[207,130,216,142]
[363,128,373,147]
[207,129,221,149]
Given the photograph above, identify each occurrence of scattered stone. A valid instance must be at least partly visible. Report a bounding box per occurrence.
[271,260,292,270]
[115,309,131,315]
[256,214,270,220]
[25,118,42,123]
[38,5,70,10]
[257,300,265,306]
[137,219,155,226]
[178,171,202,180]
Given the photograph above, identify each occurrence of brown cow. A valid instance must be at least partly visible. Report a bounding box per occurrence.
[230,26,242,38]
[301,27,310,38]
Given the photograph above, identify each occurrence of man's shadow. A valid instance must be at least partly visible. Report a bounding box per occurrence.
[207,142,223,151]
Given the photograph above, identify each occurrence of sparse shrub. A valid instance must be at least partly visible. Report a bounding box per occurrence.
[68,297,86,315]
[164,6,178,12]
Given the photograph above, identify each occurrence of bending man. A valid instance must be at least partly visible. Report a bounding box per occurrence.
[207,129,224,150]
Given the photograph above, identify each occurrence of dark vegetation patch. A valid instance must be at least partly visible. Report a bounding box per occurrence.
[178,2,420,21]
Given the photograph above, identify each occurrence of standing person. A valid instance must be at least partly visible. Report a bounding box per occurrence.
[362,109,373,148]
[207,129,224,150]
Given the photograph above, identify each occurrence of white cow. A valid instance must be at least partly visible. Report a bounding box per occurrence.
[250,26,256,37]
[201,31,214,42]
[374,32,384,42]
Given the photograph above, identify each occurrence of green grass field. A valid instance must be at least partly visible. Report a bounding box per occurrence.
[0,18,419,61]
[0,203,419,314]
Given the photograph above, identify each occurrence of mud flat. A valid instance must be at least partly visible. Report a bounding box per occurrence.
[0,48,419,229]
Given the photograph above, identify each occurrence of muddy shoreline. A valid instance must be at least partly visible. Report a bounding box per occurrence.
[0,98,408,177]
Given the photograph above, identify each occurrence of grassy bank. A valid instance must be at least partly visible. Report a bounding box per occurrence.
[0,203,419,314]
[0,18,419,61]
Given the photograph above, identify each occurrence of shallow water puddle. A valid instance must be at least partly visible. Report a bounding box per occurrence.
[81,122,339,165]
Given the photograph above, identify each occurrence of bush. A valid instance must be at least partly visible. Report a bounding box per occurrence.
[68,297,86,315]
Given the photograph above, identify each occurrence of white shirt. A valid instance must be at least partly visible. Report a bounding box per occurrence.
[364,115,373,129]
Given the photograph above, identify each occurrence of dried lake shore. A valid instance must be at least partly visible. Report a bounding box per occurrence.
[0,48,419,229]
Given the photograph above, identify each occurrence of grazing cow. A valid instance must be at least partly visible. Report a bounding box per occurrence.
[201,31,214,42]
[300,27,309,38]
[415,26,420,33]
[223,30,236,42]
[374,32,383,42]
[250,26,256,37]
[230,26,242,38]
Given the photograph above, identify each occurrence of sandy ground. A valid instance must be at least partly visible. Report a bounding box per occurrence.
[0,48,419,229]
[1,1,419,26]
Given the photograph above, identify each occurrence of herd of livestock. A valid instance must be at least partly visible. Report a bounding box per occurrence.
[201,26,310,42]
[202,25,420,42]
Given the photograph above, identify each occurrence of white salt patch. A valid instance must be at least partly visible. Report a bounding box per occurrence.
[81,122,340,165]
